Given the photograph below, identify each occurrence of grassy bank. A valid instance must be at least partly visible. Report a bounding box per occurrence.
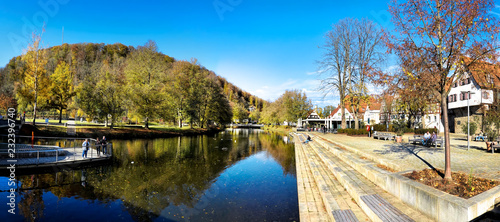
[16,124,222,139]
[262,125,294,135]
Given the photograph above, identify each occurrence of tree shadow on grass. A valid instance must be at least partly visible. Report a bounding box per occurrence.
[373,143,444,177]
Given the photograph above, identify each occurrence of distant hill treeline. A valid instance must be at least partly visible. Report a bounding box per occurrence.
[0,41,265,128]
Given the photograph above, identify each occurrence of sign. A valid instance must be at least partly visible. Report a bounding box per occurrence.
[366,125,370,132]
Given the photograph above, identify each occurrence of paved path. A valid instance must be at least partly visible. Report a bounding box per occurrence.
[309,133,500,180]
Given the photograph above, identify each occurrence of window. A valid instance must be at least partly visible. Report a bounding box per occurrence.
[483,91,489,100]
[453,82,457,88]
[453,94,457,102]
[460,92,464,101]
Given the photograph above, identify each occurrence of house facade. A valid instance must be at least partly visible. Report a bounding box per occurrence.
[447,60,498,133]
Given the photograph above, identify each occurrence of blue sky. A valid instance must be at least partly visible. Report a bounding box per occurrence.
[2,0,497,107]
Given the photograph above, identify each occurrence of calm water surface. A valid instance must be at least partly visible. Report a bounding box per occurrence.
[0,129,298,221]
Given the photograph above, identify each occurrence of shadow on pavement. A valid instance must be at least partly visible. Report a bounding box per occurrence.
[373,143,444,176]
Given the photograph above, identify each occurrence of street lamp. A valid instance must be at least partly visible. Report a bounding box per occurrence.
[461,90,475,151]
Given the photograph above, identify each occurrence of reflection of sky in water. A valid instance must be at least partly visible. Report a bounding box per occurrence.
[159,151,298,221]
[0,131,298,221]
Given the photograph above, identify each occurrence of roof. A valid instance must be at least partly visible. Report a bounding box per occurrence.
[328,107,341,118]
[464,59,500,89]
[343,95,382,114]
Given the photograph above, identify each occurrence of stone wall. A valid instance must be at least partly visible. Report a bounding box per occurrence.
[454,115,483,134]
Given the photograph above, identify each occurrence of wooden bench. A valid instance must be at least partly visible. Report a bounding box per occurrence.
[490,136,500,154]
[361,194,414,222]
[429,136,444,148]
[474,134,487,142]
[408,135,443,148]
[373,132,395,141]
[408,135,423,145]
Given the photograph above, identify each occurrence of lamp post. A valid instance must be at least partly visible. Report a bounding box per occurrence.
[462,90,475,151]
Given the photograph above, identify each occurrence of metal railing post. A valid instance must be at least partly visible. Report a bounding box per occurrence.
[90,141,93,160]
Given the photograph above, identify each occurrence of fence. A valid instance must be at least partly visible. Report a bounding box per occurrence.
[0,135,113,166]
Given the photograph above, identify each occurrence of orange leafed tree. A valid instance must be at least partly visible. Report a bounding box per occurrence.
[388,0,500,180]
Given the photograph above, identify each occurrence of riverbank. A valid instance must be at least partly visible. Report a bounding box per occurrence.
[262,125,294,135]
[13,124,223,139]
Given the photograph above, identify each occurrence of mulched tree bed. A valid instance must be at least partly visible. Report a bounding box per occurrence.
[403,169,500,199]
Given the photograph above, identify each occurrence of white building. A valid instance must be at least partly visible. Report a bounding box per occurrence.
[447,60,498,133]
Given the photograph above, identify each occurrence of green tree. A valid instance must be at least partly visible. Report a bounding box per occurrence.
[281,89,312,124]
[231,101,248,123]
[17,30,49,125]
[321,105,336,118]
[249,109,261,123]
[125,40,170,129]
[48,62,76,123]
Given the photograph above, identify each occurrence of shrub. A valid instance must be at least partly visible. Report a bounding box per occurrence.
[414,128,438,135]
[460,122,477,135]
[345,129,368,135]
[372,124,387,131]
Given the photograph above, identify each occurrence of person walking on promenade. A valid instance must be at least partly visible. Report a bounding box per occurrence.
[82,139,89,158]
[95,137,101,157]
[101,136,107,155]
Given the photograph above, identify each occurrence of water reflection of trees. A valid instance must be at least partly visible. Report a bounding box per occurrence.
[12,130,296,221]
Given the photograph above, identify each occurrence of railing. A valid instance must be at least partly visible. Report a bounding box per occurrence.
[0,136,113,166]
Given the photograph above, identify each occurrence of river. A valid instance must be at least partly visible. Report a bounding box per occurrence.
[0,129,299,221]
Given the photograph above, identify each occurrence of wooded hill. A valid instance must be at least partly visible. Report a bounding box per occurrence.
[0,41,265,128]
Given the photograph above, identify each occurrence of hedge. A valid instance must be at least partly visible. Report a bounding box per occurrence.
[338,128,368,135]
[414,128,438,135]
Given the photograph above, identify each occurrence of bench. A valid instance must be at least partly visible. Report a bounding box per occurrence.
[429,136,444,148]
[408,135,443,148]
[361,194,414,222]
[474,134,488,142]
[490,136,500,154]
[408,135,423,145]
[373,132,395,141]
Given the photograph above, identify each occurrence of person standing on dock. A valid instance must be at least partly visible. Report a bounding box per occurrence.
[95,137,101,157]
[82,139,89,158]
[101,136,107,155]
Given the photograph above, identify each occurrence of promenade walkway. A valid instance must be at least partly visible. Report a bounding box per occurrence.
[295,131,500,221]
[312,132,500,180]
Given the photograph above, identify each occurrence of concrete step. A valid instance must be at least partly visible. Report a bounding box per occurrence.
[306,135,433,222]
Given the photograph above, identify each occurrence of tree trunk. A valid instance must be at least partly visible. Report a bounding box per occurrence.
[354,112,359,130]
[59,107,63,124]
[340,102,346,129]
[442,95,452,180]
[105,116,108,128]
[145,116,149,129]
[33,103,37,126]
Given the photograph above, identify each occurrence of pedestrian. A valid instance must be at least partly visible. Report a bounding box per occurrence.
[95,137,101,157]
[82,139,89,158]
[101,136,107,155]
